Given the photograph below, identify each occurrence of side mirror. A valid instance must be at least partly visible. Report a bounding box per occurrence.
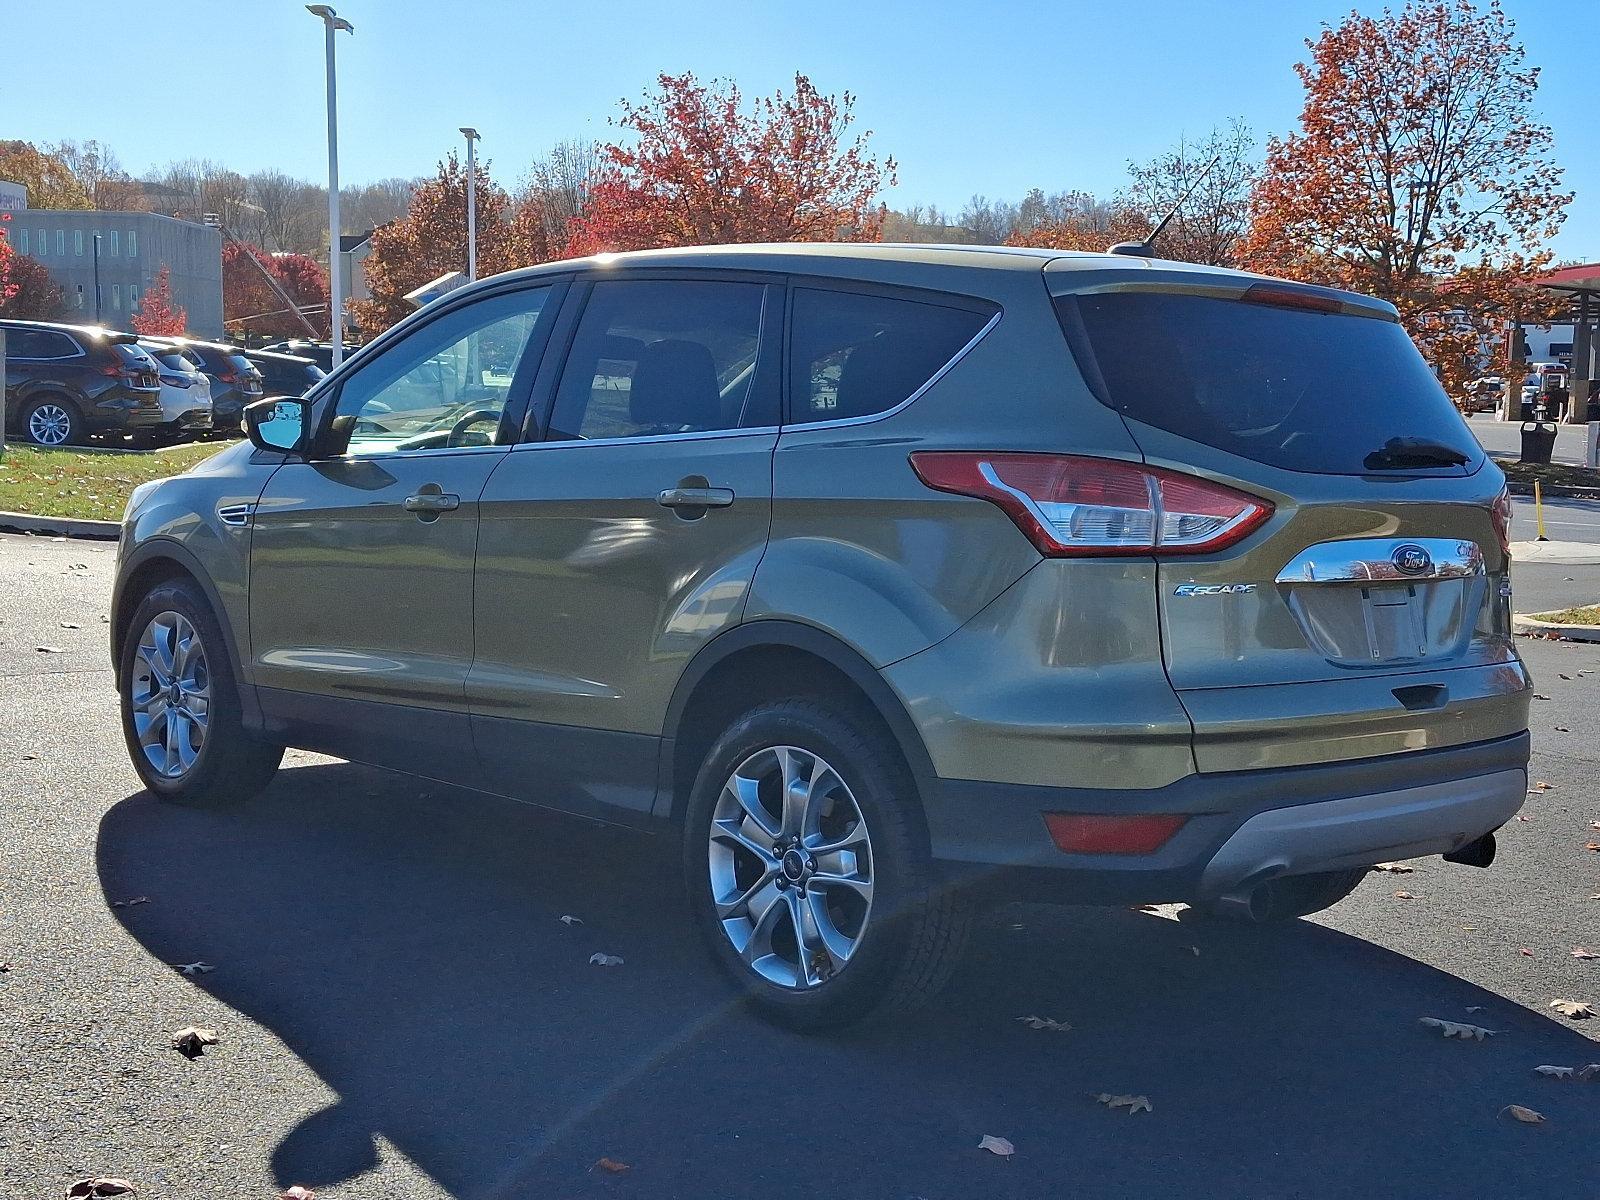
[244,397,309,455]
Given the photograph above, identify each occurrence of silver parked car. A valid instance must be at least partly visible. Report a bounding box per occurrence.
[137,341,214,446]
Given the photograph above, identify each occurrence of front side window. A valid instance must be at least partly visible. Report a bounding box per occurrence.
[787,288,990,424]
[548,279,765,441]
[331,285,553,455]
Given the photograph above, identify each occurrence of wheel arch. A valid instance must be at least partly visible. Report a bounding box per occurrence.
[113,538,260,728]
[659,620,937,822]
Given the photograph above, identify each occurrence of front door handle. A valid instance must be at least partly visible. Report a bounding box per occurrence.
[657,487,735,510]
[403,491,461,514]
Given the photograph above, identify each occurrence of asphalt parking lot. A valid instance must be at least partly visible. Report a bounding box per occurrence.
[1,532,1598,1199]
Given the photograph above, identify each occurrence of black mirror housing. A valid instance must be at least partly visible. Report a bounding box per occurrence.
[244,397,309,455]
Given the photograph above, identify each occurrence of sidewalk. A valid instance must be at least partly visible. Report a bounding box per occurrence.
[1509,539,1600,565]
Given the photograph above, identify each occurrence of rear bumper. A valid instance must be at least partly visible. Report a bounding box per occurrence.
[928,731,1529,904]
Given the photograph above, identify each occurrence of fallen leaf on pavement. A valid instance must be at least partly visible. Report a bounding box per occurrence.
[1371,862,1413,873]
[1096,1093,1153,1115]
[978,1134,1014,1156]
[1585,843,1600,853]
[1465,1005,1485,1012]
[1016,1015,1071,1031]
[1573,948,1598,960]
[1555,726,1571,733]
[1590,822,1600,831]
[110,897,149,909]
[65,1179,137,1198]
[593,1158,630,1174]
[1559,673,1572,680]
[176,962,214,975]
[59,621,80,629]
[1519,948,1534,956]
[559,915,583,926]
[1531,780,1555,792]
[1533,1065,1574,1078]
[280,1189,316,1200]
[35,645,63,654]
[589,953,623,967]
[1517,814,1534,822]
[1186,945,1200,957]
[1500,1104,1545,1124]
[1532,694,1550,701]
[1419,1017,1497,1040]
[1134,903,1185,922]
[1549,999,1595,1019]
[169,1026,219,1060]
[1393,890,1416,899]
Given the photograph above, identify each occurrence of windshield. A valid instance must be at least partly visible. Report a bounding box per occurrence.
[1057,290,1483,475]
[153,351,199,373]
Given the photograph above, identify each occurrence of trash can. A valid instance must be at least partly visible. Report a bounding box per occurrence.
[1520,421,1558,464]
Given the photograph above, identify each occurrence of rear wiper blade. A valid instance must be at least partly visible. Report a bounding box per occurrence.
[1363,436,1471,470]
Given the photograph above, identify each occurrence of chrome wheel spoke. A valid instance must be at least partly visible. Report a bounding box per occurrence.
[807,820,870,858]
[715,867,779,921]
[805,890,858,968]
[809,868,873,904]
[710,816,777,864]
[725,771,778,841]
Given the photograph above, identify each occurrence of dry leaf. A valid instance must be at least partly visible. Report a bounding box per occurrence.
[59,621,80,629]
[559,915,583,926]
[593,1158,630,1174]
[65,1179,137,1198]
[110,897,149,909]
[1549,999,1595,1019]
[280,1189,316,1200]
[588,953,623,967]
[1519,948,1534,956]
[1590,822,1600,831]
[169,1026,218,1059]
[1393,890,1416,900]
[1465,1006,1485,1012]
[1559,673,1572,680]
[1586,843,1600,853]
[1555,726,1571,733]
[1500,1104,1545,1124]
[36,645,63,653]
[1371,862,1414,874]
[1419,1017,1497,1040]
[1016,1015,1071,1032]
[1572,948,1598,960]
[1185,945,1200,957]
[176,962,214,975]
[1532,694,1550,701]
[1135,903,1185,922]
[1095,1093,1153,1115]
[977,1134,1014,1157]
[1533,1065,1574,1078]
[1517,814,1534,822]
[1531,780,1555,793]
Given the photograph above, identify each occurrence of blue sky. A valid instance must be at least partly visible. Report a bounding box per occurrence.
[6,0,1597,257]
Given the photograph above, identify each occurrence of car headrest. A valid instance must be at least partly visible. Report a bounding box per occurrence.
[629,339,719,431]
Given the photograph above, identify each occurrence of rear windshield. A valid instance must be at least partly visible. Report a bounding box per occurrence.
[153,351,198,372]
[1056,291,1483,475]
[228,354,260,376]
[112,343,154,367]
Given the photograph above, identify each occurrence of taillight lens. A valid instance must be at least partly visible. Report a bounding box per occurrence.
[1491,487,1513,558]
[216,370,239,383]
[908,452,1273,556]
[1043,812,1188,855]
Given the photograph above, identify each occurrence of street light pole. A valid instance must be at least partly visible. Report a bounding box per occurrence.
[460,127,480,282]
[92,233,102,323]
[307,5,353,367]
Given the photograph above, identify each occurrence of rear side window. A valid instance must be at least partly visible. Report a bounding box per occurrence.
[1057,290,1482,475]
[549,280,766,441]
[787,289,990,425]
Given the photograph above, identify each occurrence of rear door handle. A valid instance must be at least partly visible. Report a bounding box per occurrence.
[657,487,735,510]
[403,491,461,514]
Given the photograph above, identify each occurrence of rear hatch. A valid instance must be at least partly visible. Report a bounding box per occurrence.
[1052,271,1528,771]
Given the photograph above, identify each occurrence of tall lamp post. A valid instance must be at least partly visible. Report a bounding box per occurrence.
[307,4,353,367]
[460,127,480,282]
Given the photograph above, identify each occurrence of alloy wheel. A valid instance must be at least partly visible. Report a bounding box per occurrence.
[129,610,211,780]
[27,404,72,446]
[708,745,875,989]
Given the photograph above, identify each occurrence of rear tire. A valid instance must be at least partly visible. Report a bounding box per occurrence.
[683,697,970,1030]
[20,396,82,447]
[119,578,282,806]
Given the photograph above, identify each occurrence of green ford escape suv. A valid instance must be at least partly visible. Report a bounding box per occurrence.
[111,244,1530,1028]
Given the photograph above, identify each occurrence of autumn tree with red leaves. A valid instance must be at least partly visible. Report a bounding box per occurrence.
[567,72,896,254]
[0,224,65,319]
[1239,0,1569,395]
[222,242,329,338]
[131,265,187,335]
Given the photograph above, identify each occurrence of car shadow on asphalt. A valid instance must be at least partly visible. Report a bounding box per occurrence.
[98,761,1597,1199]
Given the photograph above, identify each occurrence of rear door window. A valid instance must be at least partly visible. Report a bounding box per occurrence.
[786,288,991,425]
[1056,290,1482,475]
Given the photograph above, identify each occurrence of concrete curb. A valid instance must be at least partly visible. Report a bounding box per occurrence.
[1514,610,1600,643]
[1509,540,1600,565]
[0,510,121,540]
[1506,482,1600,501]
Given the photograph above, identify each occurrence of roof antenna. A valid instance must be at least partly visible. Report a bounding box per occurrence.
[1107,153,1221,258]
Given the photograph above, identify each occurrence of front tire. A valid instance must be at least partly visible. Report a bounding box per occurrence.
[684,698,969,1030]
[119,578,282,806]
[21,397,82,447]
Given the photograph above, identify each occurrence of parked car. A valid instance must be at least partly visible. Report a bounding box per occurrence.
[143,338,263,433]
[259,338,336,372]
[243,349,326,398]
[136,340,214,445]
[112,244,1530,1029]
[2,319,164,446]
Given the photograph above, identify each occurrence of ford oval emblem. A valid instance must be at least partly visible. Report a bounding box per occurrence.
[1392,543,1433,576]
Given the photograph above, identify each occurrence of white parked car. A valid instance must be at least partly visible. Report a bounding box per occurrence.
[137,341,214,446]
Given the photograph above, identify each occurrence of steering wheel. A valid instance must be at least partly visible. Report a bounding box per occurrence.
[447,408,503,447]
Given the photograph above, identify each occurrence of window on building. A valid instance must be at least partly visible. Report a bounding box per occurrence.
[112,284,121,311]
[75,285,84,310]
[129,285,140,309]
[17,229,27,255]
[109,230,119,256]
[56,230,65,256]
[127,230,137,259]
[74,230,84,256]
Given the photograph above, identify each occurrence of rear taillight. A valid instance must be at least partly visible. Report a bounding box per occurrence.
[1043,812,1188,855]
[1491,487,1513,557]
[908,452,1273,557]
[216,370,239,383]
[1240,282,1343,313]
